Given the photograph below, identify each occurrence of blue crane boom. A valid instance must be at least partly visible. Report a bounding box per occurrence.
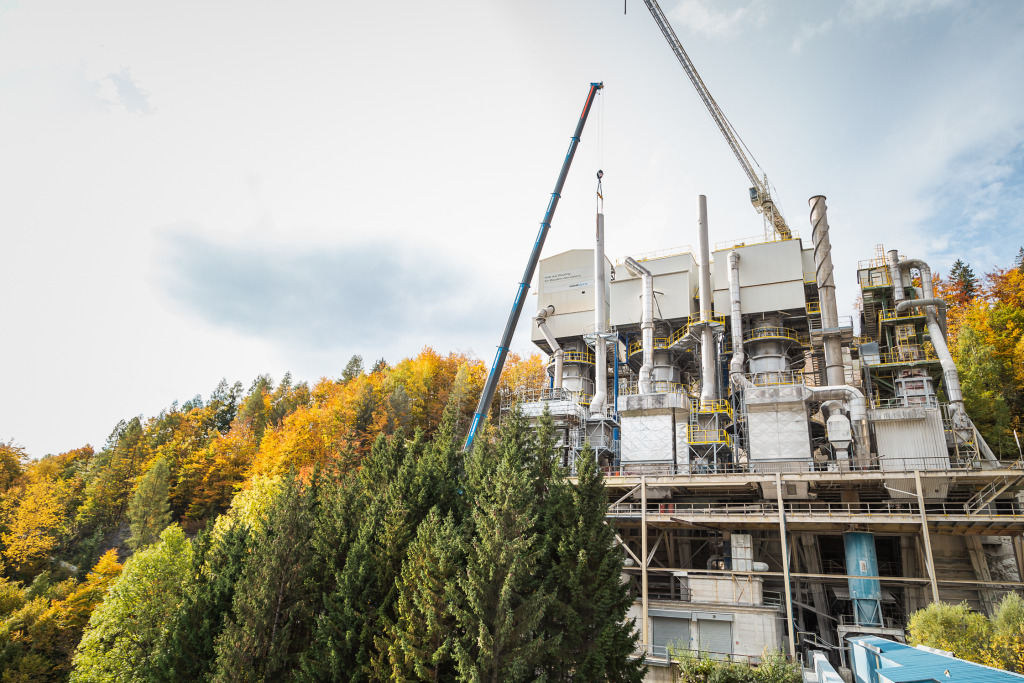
[464,81,603,453]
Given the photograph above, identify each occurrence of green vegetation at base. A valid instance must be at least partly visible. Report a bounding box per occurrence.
[907,594,1024,673]
[670,648,801,683]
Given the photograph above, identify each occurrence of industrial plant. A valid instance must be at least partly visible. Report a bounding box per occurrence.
[467,1,1024,678]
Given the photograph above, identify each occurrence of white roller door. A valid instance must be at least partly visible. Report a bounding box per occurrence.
[697,619,732,659]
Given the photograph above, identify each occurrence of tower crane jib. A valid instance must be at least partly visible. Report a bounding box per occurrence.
[641,0,792,240]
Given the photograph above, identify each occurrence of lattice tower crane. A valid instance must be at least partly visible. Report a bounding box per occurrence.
[642,0,792,240]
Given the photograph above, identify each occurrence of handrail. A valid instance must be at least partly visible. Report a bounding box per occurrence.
[743,326,808,345]
[587,456,1022,478]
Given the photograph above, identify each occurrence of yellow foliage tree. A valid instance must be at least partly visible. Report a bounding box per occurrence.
[1,478,68,575]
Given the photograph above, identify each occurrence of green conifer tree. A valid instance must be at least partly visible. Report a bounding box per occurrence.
[949,258,978,302]
[544,449,646,681]
[210,472,317,682]
[155,522,251,682]
[452,412,552,683]
[127,456,172,551]
[382,508,464,681]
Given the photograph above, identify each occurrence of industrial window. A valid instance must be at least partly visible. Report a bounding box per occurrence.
[652,616,690,655]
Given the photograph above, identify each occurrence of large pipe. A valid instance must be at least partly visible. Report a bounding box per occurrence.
[591,213,608,416]
[698,195,717,405]
[809,196,846,387]
[727,251,753,389]
[898,259,962,407]
[624,257,655,394]
[535,306,563,391]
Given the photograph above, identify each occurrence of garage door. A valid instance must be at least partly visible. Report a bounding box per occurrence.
[697,619,732,659]
[652,616,690,656]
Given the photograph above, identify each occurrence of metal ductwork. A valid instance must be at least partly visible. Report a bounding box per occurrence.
[591,213,608,416]
[624,256,655,394]
[698,195,717,406]
[804,384,870,460]
[535,305,563,391]
[897,259,961,408]
[727,250,753,389]
[887,249,905,304]
[809,195,845,387]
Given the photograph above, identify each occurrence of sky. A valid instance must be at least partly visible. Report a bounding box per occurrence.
[2,0,1023,458]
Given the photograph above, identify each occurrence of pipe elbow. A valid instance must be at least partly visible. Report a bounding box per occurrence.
[623,256,652,278]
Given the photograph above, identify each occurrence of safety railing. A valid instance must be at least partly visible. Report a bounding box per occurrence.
[744,326,808,345]
[878,308,925,323]
[871,396,939,409]
[804,271,818,285]
[690,398,733,417]
[633,645,769,667]
[608,499,1024,519]
[687,427,732,445]
[805,300,821,315]
[858,268,892,289]
[746,371,805,387]
[838,614,902,629]
[714,231,800,251]
[588,455,1018,478]
[619,381,690,396]
[864,349,933,366]
[560,350,595,364]
[618,245,694,264]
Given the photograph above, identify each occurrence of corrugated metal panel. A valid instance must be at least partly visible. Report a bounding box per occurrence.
[871,407,949,468]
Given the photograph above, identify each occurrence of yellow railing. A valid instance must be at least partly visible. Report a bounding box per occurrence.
[690,398,733,417]
[714,231,800,252]
[688,426,732,445]
[878,309,924,323]
[804,272,817,285]
[560,351,594,364]
[865,349,931,366]
[858,268,892,289]
[618,245,694,264]
[805,301,821,315]
[743,326,808,345]
[748,371,805,387]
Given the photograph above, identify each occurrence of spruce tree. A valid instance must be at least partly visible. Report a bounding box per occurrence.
[1015,246,1024,271]
[544,449,646,682]
[949,258,978,302]
[155,522,250,682]
[452,413,552,683]
[127,456,172,551]
[210,472,317,682]
[382,508,464,681]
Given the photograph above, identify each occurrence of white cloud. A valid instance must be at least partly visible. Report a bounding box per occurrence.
[668,0,765,38]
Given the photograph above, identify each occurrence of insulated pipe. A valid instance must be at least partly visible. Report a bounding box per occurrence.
[809,196,846,387]
[535,306,563,391]
[887,249,904,304]
[698,195,717,405]
[591,213,608,415]
[727,251,753,389]
[623,257,655,394]
[898,258,963,407]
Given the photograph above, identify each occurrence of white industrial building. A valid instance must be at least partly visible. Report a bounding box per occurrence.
[501,195,1024,678]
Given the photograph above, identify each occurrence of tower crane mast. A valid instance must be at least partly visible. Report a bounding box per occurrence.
[642,0,792,240]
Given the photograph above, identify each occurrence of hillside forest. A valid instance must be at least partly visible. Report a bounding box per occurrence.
[1,251,1022,681]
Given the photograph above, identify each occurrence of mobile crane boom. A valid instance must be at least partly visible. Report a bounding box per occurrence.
[642,0,792,240]
[464,82,604,453]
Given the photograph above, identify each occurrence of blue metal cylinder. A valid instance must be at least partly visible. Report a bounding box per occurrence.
[844,532,882,627]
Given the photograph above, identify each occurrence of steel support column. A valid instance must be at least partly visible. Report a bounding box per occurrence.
[641,476,649,651]
[915,470,941,603]
[776,472,796,658]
